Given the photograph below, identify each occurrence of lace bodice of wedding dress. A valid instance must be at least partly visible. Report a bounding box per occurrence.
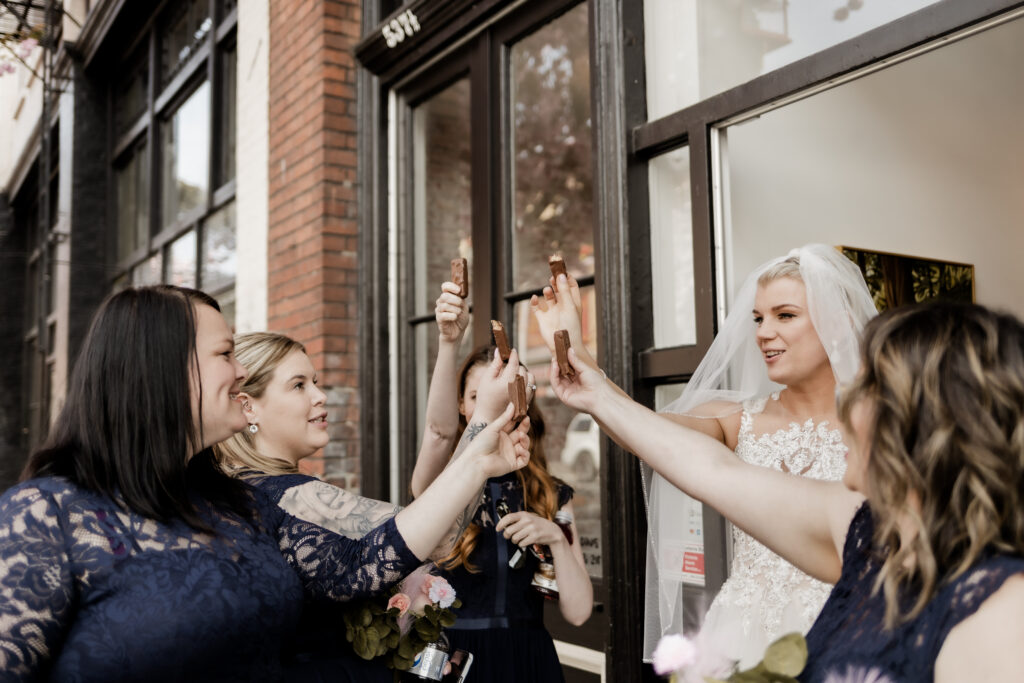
[701,393,848,667]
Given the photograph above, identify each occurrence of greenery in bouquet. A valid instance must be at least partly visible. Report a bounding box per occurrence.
[343,564,462,673]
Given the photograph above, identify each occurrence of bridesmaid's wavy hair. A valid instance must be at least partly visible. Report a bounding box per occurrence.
[438,345,561,573]
[213,332,306,477]
[838,302,1024,627]
[23,285,252,533]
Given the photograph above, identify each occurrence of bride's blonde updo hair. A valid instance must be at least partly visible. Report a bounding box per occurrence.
[839,302,1024,627]
[213,332,307,477]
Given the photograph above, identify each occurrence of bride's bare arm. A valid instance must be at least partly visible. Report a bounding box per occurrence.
[551,349,862,583]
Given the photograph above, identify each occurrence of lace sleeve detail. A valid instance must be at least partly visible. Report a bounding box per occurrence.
[273,509,420,603]
[0,483,74,678]
[274,478,401,540]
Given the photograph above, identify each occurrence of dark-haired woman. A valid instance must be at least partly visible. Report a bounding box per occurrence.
[410,282,593,683]
[0,285,531,681]
[549,301,1024,681]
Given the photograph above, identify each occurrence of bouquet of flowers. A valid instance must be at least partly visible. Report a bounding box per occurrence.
[652,631,807,683]
[343,563,462,673]
[653,631,894,683]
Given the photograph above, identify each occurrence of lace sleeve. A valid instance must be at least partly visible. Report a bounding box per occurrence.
[0,483,74,678]
[273,507,420,603]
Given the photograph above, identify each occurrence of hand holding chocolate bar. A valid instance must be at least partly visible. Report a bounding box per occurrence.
[436,281,470,344]
[553,330,576,379]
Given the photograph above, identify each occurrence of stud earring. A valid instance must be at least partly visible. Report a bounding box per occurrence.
[248,424,259,434]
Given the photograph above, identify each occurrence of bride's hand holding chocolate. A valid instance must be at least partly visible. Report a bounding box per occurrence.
[547,347,611,413]
[530,272,598,371]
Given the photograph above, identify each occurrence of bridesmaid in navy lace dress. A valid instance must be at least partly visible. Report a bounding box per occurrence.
[548,302,1024,682]
[213,332,527,681]
[0,285,530,682]
[410,282,593,683]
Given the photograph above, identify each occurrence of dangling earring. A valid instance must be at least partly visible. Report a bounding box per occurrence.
[248,424,259,434]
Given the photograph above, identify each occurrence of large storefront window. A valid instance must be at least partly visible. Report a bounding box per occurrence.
[643,0,944,119]
[111,1,237,324]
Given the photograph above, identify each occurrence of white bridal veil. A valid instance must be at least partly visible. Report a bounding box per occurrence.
[641,243,879,659]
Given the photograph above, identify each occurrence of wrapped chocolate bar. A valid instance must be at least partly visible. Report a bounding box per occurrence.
[508,375,528,422]
[450,258,469,298]
[548,254,567,280]
[491,320,511,362]
[553,330,575,378]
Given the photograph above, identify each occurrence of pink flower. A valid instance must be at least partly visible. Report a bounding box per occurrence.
[387,593,411,616]
[426,576,456,609]
[652,633,698,676]
[0,61,15,75]
[17,38,38,59]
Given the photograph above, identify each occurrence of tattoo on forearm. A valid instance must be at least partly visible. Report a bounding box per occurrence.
[278,480,400,539]
[452,421,487,461]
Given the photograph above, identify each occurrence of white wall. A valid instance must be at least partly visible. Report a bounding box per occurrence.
[723,14,1024,319]
[234,0,270,332]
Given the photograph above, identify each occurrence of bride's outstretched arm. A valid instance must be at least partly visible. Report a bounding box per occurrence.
[550,349,862,584]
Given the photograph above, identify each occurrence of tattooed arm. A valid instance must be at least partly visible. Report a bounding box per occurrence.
[277,479,401,540]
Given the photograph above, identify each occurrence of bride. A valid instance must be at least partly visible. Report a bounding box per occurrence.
[530,244,877,664]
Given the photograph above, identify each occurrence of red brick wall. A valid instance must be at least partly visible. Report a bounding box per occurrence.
[267,0,361,488]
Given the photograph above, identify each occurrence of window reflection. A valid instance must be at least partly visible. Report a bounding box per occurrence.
[412,78,472,316]
[644,0,943,118]
[168,229,197,287]
[510,3,593,292]
[117,144,150,262]
[161,0,212,85]
[162,81,210,228]
[513,289,602,578]
[132,252,162,286]
[201,202,236,293]
[649,147,697,347]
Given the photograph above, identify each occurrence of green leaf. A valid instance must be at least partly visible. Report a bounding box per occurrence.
[761,633,808,677]
[360,609,373,628]
[439,611,456,628]
[398,639,416,659]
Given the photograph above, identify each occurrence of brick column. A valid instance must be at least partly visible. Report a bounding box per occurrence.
[268,0,362,489]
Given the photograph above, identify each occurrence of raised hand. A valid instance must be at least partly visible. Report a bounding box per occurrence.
[435,282,470,344]
[548,347,609,414]
[470,348,522,424]
[530,274,596,369]
[463,403,532,478]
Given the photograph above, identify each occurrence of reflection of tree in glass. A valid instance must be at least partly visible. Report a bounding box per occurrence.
[511,5,593,291]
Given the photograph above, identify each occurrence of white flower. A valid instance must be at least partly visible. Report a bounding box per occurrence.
[823,665,895,683]
[652,633,698,676]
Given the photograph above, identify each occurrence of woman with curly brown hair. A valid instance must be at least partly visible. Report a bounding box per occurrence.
[411,282,593,683]
[549,301,1024,681]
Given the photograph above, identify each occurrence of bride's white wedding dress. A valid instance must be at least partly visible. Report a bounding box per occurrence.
[701,393,847,667]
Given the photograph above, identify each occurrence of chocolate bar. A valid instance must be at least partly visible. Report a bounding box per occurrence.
[554,329,575,378]
[491,320,511,362]
[548,254,567,281]
[450,258,469,298]
[509,375,528,421]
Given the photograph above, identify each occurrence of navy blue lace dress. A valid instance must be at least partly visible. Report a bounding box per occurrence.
[802,502,1024,682]
[247,472,404,683]
[442,473,573,683]
[0,476,420,682]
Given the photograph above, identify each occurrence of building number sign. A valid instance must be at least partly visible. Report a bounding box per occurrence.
[382,10,421,48]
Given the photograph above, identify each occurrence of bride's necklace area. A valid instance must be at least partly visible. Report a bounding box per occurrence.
[770,389,839,428]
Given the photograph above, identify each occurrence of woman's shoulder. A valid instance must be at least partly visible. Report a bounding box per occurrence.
[1,476,92,509]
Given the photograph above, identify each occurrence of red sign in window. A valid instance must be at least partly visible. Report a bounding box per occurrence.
[681,552,704,576]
